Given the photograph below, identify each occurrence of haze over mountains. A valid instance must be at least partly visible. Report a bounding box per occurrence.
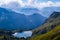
[0,7,46,30]
[0,1,60,30]
[1,1,60,17]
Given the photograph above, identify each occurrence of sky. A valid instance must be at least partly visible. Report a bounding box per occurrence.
[0,0,60,8]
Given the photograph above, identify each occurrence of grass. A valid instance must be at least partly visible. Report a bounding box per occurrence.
[0,36,4,40]
[30,24,60,40]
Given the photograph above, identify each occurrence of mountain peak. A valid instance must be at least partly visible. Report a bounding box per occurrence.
[0,7,46,30]
[0,7,8,12]
[50,12,60,18]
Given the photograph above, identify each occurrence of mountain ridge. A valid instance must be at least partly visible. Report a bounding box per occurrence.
[30,11,60,40]
[0,7,46,30]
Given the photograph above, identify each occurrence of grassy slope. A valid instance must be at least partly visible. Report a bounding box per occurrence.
[30,24,60,40]
[30,12,60,40]
[32,16,60,35]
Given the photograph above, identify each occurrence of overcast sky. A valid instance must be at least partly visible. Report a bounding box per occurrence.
[0,0,60,8]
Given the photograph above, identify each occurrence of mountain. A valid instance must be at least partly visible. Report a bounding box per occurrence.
[28,13,46,27]
[2,4,41,15]
[0,7,46,30]
[1,2,60,17]
[41,7,54,17]
[20,7,40,15]
[1,2,40,15]
[30,12,60,40]
[41,7,60,17]
[2,2,60,17]
[0,7,32,30]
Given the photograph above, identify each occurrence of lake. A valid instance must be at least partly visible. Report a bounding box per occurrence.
[12,31,32,38]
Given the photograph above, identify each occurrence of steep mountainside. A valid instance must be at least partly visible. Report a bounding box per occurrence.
[0,7,33,30]
[28,13,46,27]
[30,12,60,40]
[0,7,46,30]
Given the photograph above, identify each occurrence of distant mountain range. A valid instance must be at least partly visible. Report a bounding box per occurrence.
[0,11,60,40]
[0,1,60,40]
[30,12,60,40]
[1,2,60,17]
[0,7,46,30]
[41,7,60,17]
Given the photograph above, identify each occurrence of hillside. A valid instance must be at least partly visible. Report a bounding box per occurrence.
[0,12,60,40]
[0,7,46,30]
[30,24,60,40]
[30,12,60,40]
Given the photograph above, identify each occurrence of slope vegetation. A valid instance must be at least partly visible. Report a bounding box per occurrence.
[30,12,60,40]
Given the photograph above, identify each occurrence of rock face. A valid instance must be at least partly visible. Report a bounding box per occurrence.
[0,7,46,30]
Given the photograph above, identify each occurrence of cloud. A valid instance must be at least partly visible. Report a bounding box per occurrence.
[0,0,16,4]
[18,0,60,9]
[0,0,60,9]
[0,0,16,6]
[29,1,60,9]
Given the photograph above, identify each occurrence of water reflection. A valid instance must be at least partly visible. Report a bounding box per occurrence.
[12,31,32,38]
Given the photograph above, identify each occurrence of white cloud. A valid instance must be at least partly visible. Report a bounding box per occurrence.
[0,0,16,4]
[0,0,60,8]
[31,1,60,9]
[52,2,60,7]
[0,0,16,6]
[19,0,60,9]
